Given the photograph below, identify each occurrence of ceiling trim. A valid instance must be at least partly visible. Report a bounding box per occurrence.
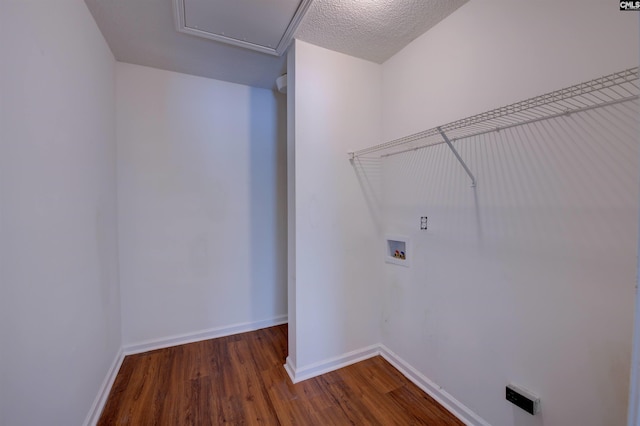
[173,0,314,56]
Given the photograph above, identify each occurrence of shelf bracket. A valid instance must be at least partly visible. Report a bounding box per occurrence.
[437,127,477,187]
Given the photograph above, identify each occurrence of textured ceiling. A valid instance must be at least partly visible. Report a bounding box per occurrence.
[296,0,468,64]
[85,0,468,90]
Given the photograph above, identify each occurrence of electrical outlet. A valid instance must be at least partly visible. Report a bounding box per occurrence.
[420,216,427,230]
[506,384,540,415]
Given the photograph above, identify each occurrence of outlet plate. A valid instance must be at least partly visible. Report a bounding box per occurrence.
[506,384,540,415]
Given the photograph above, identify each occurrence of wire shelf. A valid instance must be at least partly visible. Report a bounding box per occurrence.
[349,67,639,159]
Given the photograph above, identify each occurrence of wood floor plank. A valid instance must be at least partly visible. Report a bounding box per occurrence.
[337,365,416,426]
[98,325,464,425]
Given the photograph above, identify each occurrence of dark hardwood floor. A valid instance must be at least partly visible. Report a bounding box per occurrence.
[98,325,464,425]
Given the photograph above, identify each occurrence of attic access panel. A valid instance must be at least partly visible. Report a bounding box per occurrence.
[174,0,313,56]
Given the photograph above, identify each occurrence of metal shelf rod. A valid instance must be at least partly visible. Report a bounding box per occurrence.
[349,67,639,160]
[380,94,638,159]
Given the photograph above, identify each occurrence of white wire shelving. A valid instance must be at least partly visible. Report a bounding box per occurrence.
[348,67,639,186]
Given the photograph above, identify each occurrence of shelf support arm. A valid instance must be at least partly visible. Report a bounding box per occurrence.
[437,127,477,187]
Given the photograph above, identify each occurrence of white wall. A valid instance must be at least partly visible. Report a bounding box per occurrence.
[0,1,120,425]
[287,43,298,368]
[383,0,639,141]
[379,1,639,425]
[116,63,287,346]
[291,40,383,371]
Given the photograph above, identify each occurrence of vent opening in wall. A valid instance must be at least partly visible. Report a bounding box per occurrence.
[386,235,410,267]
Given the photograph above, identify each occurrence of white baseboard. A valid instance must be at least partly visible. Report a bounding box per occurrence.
[284,344,380,383]
[123,315,288,355]
[284,356,297,383]
[378,344,491,426]
[83,348,125,426]
[86,320,488,426]
[284,342,489,426]
[84,316,287,425]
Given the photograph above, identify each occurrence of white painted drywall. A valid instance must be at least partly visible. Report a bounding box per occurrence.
[630,17,640,426]
[287,44,298,368]
[291,40,383,369]
[116,63,287,346]
[383,0,639,141]
[379,1,639,425]
[0,1,120,425]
